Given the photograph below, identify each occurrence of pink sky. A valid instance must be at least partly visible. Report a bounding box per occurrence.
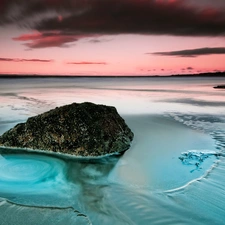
[0,0,225,76]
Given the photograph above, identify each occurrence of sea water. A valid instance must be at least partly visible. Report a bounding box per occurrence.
[0,76,225,224]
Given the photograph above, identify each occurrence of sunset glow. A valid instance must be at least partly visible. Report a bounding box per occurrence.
[0,0,225,76]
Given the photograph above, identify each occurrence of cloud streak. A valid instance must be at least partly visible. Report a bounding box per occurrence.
[0,57,54,62]
[13,31,97,48]
[67,61,107,65]
[150,47,225,57]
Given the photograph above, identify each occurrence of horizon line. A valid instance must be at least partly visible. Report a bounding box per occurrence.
[0,71,225,78]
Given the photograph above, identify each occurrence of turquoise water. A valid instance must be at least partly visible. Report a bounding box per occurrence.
[0,77,225,224]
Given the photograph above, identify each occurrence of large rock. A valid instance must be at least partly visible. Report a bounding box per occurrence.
[0,102,133,156]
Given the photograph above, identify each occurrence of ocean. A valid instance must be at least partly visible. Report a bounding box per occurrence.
[0,76,225,225]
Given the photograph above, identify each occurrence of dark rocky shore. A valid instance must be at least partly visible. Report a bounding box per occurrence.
[0,102,133,156]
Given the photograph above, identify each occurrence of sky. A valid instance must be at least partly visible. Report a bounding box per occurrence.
[0,0,225,76]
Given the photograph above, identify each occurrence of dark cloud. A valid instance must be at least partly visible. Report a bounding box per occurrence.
[187,0,225,9]
[1,0,225,48]
[12,31,97,48]
[35,1,225,36]
[151,47,225,57]
[0,57,53,62]
[67,61,107,65]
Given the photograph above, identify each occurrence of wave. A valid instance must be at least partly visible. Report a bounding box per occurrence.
[0,197,92,225]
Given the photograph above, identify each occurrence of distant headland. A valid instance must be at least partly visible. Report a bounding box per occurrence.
[214,85,225,89]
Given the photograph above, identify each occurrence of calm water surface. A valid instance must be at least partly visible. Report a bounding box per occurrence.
[0,77,225,225]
